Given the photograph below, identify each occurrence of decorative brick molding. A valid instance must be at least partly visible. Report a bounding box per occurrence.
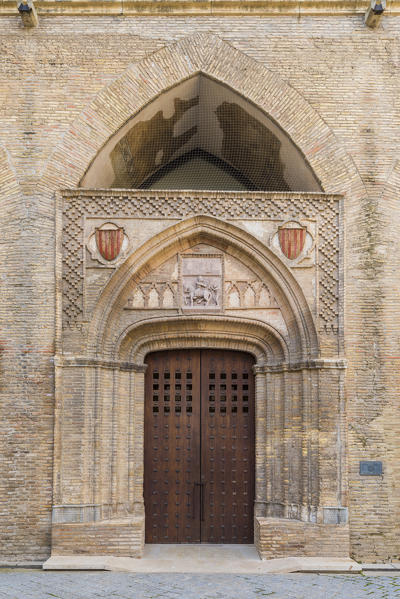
[54,194,347,557]
[60,190,342,334]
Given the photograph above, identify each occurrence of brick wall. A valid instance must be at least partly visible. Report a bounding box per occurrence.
[51,519,144,557]
[0,10,399,561]
[255,518,350,560]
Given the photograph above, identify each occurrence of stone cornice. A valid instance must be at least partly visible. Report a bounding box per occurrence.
[54,355,147,372]
[62,189,343,202]
[55,355,346,372]
[1,0,400,17]
[253,358,347,373]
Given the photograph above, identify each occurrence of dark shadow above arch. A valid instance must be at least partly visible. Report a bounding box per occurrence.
[81,73,321,193]
[139,148,257,191]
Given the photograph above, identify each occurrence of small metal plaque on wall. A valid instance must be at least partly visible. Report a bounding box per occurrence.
[359,461,383,476]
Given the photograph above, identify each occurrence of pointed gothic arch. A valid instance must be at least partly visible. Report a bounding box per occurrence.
[80,73,321,193]
[87,215,318,364]
[42,32,365,201]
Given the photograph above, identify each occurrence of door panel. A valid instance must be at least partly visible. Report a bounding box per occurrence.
[144,349,255,544]
[144,349,201,543]
[201,350,255,543]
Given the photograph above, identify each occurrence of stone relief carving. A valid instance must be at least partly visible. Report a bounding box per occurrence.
[124,277,279,312]
[183,277,219,307]
[181,255,222,311]
[61,191,340,332]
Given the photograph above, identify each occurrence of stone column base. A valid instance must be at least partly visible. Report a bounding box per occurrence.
[255,517,350,559]
[51,517,144,557]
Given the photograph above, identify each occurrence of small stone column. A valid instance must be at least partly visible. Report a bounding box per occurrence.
[254,365,267,518]
[132,365,147,518]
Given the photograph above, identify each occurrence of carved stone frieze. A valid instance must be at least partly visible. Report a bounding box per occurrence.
[60,190,341,332]
[125,282,178,309]
[225,281,278,309]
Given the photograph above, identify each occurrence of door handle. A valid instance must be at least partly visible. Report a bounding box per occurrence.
[192,483,197,519]
[193,482,201,519]
[200,482,205,522]
[194,482,205,522]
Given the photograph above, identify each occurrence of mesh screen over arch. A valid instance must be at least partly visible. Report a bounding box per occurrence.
[81,74,321,193]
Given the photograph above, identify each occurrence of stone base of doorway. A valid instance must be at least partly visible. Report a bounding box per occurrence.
[43,545,361,574]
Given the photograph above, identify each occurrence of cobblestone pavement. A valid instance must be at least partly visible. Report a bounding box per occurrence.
[1,570,400,599]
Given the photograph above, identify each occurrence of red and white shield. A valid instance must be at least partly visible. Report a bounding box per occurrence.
[95,226,124,261]
[278,224,306,260]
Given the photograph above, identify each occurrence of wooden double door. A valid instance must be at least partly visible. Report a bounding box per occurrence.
[144,349,255,544]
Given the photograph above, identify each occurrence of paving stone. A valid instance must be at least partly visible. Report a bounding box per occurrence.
[1,571,400,599]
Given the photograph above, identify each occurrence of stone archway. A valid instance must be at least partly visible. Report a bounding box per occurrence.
[80,72,321,193]
[88,214,317,361]
[121,316,285,549]
[52,204,348,559]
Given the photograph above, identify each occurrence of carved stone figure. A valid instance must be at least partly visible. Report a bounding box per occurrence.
[181,254,223,310]
[184,276,219,307]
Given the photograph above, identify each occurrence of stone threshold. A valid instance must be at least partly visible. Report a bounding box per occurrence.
[43,545,361,574]
[361,563,400,572]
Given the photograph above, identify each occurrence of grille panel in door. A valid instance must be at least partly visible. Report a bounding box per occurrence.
[144,349,255,543]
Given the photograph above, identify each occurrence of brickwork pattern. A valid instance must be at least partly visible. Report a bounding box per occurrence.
[51,519,144,557]
[255,517,350,559]
[61,190,340,330]
[0,14,399,562]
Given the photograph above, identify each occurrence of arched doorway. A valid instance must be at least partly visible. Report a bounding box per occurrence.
[52,205,347,559]
[50,33,349,560]
[144,348,255,544]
